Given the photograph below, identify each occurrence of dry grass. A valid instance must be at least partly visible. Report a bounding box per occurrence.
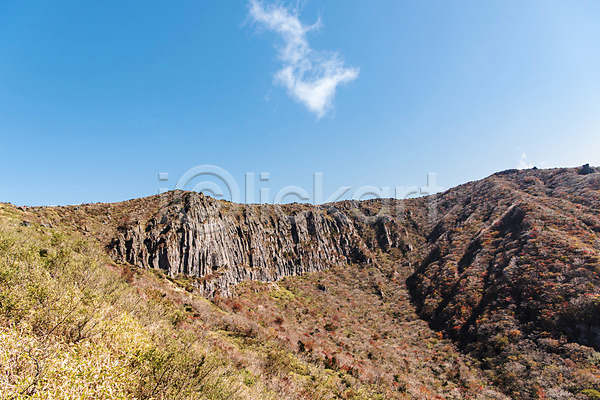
[0,204,249,399]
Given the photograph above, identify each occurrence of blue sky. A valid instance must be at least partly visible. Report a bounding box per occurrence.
[1,0,599,206]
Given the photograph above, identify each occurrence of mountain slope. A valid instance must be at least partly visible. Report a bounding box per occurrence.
[0,201,502,400]
[407,167,600,398]
[4,165,600,399]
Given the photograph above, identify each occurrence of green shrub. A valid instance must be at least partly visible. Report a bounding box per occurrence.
[581,389,600,400]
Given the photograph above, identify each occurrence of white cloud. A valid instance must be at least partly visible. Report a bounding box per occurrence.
[517,148,534,169]
[248,0,359,118]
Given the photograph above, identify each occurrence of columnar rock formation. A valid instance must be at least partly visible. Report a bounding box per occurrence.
[107,191,420,296]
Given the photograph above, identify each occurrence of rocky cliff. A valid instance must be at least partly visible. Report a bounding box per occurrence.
[105,191,424,296]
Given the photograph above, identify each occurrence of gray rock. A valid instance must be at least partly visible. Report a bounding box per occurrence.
[579,163,594,175]
[107,192,412,297]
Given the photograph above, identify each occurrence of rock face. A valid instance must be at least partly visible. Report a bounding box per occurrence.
[107,192,412,296]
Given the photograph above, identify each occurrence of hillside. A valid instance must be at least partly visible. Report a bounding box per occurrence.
[1,166,599,399]
[408,167,600,398]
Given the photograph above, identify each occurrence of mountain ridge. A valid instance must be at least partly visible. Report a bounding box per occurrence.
[8,165,600,399]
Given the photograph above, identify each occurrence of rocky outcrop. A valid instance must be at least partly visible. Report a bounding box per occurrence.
[579,163,595,175]
[107,192,393,296]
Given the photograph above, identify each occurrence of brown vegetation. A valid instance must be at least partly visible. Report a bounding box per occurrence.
[2,166,600,399]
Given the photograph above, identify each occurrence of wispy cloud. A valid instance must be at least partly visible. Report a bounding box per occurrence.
[517,148,534,169]
[248,0,359,118]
